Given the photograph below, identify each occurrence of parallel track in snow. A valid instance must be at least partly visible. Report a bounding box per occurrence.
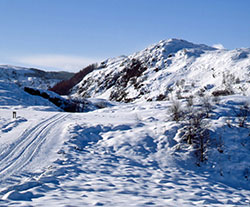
[0,113,68,181]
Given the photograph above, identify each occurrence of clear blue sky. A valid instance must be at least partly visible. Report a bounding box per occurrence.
[0,0,249,71]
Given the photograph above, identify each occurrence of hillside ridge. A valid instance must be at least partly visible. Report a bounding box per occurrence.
[70,38,250,102]
[0,65,74,89]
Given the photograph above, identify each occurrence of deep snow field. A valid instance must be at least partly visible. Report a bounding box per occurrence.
[0,81,249,206]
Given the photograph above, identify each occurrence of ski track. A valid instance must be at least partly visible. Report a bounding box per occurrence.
[0,109,249,206]
[0,113,67,183]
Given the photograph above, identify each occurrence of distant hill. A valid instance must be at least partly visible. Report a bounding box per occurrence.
[0,65,74,89]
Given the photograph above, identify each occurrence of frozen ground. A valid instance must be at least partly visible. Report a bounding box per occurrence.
[0,85,249,206]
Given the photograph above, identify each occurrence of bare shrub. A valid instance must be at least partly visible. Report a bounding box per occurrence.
[235,77,241,84]
[222,72,236,85]
[212,89,233,97]
[238,85,247,96]
[176,89,183,99]
[197,88,205,97]
[212,96,220,104]
[156,94,167,101]
[222,72,236,94]
[171,95,212,163]
[201,96,213,118]
[186,95,194,107]
[180,110,209,163]
[234,103,249,127]
[169,99,183,122]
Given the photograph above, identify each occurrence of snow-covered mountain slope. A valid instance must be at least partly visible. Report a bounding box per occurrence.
[71,39,250,102]
[0,65,74,89]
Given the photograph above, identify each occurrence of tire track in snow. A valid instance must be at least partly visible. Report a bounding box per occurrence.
[0,113,68,182]
[0,113,60,161]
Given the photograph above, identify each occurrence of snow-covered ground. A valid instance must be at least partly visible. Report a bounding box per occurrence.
[0,38,249,206]
[0,81,249,206]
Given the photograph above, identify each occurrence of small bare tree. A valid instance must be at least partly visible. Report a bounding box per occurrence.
[201,96,213,118]
[169,99,183,122]
[186,95,194,107]
[235,103,249,127]
[222,72,235,95]
[181,110,210,163]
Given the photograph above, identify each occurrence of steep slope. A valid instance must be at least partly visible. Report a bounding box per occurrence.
[0,65,74,89]
[71,39,250,102]
[49,64,97,95]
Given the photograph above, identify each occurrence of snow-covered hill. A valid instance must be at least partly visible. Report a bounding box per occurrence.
[0,65,74,89]
[0,39,249,206]
[71,38,250,102]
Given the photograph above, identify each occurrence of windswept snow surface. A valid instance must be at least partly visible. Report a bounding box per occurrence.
[0,83,249,206]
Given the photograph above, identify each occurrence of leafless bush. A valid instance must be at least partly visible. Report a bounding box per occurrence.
[201,96,213,118]
[179,79,185,88]
[156,94,167,101]
[186,95,194,107]
[235,77,241,84]
[212,96,220,104]
[238,85,247,96]
[169,99,183,122]
[222,72,236,94]
[197,88,205,97]
[176,89,183,99]
[182,110,209,163]
[234,103,249,127]
[212,89,233,97]
[222,72,236,85]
